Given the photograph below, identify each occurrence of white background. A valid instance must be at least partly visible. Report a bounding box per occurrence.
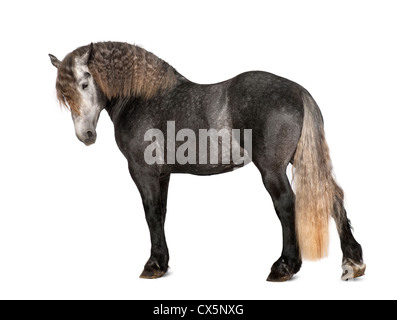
[0,0,396,300]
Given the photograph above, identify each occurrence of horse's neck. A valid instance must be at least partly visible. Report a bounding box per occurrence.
[104,96,129,124]
[104,72,190,124]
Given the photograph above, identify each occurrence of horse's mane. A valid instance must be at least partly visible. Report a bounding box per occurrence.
[55,42,177,113]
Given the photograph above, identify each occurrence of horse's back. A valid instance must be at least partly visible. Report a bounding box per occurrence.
[227,71,305,125]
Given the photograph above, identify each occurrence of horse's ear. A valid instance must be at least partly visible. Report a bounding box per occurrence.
[85,42,94,65]
[79,42,95,66]
[49,54,61,68]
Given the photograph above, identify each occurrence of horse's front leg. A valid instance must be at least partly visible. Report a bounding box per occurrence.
[129,166,169,279]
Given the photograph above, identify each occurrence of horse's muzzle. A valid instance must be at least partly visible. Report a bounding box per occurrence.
[77,130,97,146]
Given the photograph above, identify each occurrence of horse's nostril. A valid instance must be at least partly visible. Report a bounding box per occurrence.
[86,131,94,139]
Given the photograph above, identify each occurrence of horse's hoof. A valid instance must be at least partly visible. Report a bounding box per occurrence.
[266,271,293,282]
[139,259,167,279]
[341,258,366,281]
[266,258,299,282]
[139,269,166,279]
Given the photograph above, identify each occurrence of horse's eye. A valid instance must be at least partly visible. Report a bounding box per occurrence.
[82,83,88,90]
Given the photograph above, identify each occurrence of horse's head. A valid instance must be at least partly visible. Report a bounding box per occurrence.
[49,44,105,146]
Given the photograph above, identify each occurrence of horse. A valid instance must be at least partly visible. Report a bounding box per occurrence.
[49,41,365,281]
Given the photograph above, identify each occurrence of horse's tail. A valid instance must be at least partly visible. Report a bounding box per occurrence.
[293,91,343,260]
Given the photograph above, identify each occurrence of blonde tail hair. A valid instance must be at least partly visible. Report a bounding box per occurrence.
[293,92,340,260]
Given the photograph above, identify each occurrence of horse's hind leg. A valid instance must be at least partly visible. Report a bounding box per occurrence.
[255,161,302,282]
[332,186,366,280]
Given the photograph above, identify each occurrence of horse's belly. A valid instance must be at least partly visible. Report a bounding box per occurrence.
[171,161,246,175]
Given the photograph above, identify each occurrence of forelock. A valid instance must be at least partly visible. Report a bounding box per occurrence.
[55,46,90,114]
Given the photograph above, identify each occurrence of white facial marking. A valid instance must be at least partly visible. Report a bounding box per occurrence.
[72,55,102,145]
